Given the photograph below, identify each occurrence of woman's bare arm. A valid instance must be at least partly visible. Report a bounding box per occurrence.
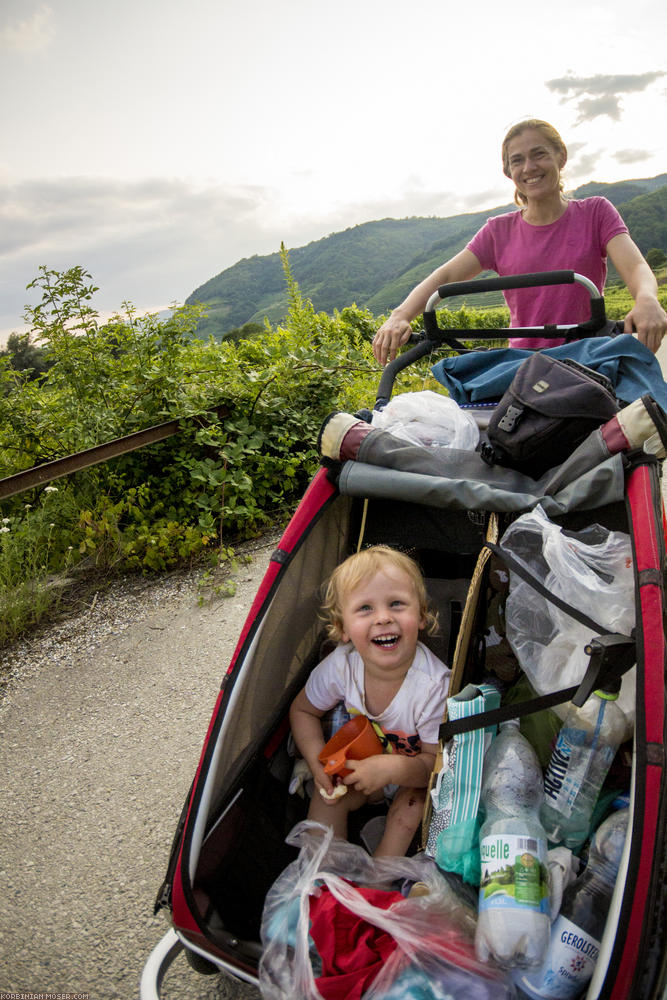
[372,248,482,364]
[607,233,667,354]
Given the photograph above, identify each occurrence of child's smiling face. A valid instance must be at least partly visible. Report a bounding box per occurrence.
[339,565,425,676]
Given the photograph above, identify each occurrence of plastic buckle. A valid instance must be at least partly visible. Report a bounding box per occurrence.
[480,442,500,467]
[497,403,523,432]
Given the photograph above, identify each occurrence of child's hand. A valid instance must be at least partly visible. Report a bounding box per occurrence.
[342,755,391,797]
[311,760,341,804]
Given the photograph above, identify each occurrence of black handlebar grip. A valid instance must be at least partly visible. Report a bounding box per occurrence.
[435,270,576,300]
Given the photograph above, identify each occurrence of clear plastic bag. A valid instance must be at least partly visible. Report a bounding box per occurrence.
[502,505,635,734]
[259,821,514,1000]
[371,391,480,451]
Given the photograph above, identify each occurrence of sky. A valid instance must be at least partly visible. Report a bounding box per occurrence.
[1,0,666,343]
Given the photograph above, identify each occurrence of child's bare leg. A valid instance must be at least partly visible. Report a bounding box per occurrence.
[307,786,368,840]
[374,787,425,858]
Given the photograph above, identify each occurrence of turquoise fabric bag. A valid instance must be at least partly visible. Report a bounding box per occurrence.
[426,683,500,884]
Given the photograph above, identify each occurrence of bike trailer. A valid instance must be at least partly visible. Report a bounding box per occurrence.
[141,273,667,1000]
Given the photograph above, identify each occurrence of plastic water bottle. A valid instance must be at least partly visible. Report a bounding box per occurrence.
[475,719,551,968]
[540,685,626,849]
[514,808,629,999]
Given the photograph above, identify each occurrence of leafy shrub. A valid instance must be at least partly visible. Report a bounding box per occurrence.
[2,255,576,645]
[0,484,81,645]
[0,259,384,640]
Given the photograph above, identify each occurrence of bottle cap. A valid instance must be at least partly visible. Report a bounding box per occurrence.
[594,669,622,698]
[594,687,620,700]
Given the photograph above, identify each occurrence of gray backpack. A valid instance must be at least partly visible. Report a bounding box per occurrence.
[481,352,619,479]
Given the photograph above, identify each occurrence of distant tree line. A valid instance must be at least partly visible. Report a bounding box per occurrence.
[0,332,51,381]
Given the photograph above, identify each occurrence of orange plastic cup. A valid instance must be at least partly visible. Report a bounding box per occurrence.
[318,715,383,778]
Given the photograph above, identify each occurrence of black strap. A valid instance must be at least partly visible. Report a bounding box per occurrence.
[485,541,607,635]
[435,335,478,355]
[440,686,579,741]
[438,543,636,742]
[439,630,636,740]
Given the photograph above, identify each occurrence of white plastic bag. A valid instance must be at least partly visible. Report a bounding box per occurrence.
[371,390,479,451]
[259,821,512,1000]
[502,505,635,735]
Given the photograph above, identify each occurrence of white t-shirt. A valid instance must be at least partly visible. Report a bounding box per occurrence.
[305,641,451,755]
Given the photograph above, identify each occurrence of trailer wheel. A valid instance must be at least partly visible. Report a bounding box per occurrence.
[184,948,220,975]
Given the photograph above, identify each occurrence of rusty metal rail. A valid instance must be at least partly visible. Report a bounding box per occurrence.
[0,406,228,501]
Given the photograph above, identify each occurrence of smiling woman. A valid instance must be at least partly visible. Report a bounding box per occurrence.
[503,122,568,212]
[372,117,667,360]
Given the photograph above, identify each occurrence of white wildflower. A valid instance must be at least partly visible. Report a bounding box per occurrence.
[1,517,10,524]
[0,526,10,534]
[44,486,58,493]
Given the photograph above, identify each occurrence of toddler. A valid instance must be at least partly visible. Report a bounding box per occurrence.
[289,545,451,857]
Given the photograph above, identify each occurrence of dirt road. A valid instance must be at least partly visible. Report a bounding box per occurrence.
[0,534,281,1000]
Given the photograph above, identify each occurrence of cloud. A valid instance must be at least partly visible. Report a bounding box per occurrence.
[0,3,54,52]
[574,95,623,122]
[1,173,508,340]
[0,176,292,336]
[614,148,654,165]
[566,151,603,181]
[459,187,512,211]
[546,71,666,123]
[548,71,666,97]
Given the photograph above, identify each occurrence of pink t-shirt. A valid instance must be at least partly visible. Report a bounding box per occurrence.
[466,197,628,348]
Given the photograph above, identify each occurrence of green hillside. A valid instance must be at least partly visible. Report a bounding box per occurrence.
[617,185,667,253]
[186,174,667,339]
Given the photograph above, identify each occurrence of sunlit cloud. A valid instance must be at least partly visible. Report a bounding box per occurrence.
[0,173,513,338]
[614,148,654,165]
[546,71,666,123]
[0,3,54,52]
[566,151,604,181]
[0,176,289,336]
[575,95,623,122]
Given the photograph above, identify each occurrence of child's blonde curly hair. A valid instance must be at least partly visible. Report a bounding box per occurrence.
[322,545,439,642]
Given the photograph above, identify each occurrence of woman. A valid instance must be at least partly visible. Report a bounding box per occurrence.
[372,119,667,363]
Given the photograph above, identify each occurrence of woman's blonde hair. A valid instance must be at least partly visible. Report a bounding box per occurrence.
[322,544,438,642]
[501,118,568,207]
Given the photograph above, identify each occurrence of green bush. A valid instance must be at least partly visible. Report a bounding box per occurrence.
[0,259,384,641]
[0,255,550,645]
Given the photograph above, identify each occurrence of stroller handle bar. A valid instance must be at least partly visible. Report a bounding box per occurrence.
[425,269,601,312]
[376,271,607,409]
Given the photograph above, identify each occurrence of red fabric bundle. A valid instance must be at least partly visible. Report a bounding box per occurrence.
[309,883,404,1000]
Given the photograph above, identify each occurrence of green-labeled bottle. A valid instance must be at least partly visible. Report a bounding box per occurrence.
[475,720,550,969]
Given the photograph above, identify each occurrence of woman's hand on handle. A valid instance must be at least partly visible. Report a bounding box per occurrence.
[373,314,413,365]
[608,233,667,354]
[623,295,667,355]
[371,248,482,366]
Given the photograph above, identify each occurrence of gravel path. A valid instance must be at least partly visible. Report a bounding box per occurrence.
[0,533,282,1000]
